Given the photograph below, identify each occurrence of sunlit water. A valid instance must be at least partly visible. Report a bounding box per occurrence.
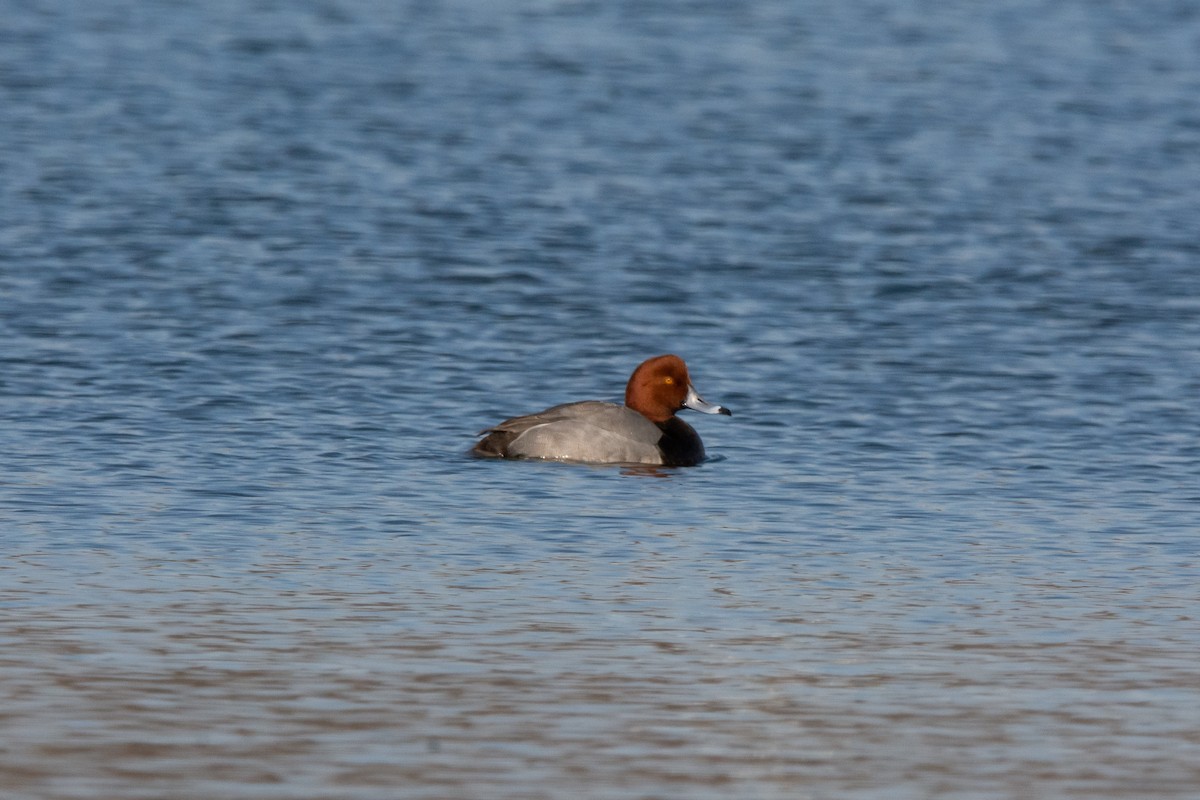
[3,1,1199,798]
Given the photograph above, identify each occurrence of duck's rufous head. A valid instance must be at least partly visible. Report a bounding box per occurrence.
[624,354,731,424]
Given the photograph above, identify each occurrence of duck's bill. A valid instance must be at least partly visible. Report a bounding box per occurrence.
[684,384,732,416]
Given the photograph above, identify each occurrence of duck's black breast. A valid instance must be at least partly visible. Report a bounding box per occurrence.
[655,417,707,467]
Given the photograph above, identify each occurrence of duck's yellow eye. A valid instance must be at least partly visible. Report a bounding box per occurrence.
[664,376,674,385]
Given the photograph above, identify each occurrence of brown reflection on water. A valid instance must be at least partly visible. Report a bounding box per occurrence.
[3,593,1198,800]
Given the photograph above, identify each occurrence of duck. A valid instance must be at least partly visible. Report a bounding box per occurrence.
[473,354,730,466]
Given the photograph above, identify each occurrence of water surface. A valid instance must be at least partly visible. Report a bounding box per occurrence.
[2,1,1199,798]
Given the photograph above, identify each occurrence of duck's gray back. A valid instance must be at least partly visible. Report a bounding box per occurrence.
[476,401,664,464]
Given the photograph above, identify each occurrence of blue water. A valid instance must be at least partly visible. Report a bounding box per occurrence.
[3,1,1199,798]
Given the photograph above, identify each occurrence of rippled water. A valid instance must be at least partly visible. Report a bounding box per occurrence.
[3,1,1199,798]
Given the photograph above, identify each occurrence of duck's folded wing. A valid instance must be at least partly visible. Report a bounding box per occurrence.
[475,402,663,463]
